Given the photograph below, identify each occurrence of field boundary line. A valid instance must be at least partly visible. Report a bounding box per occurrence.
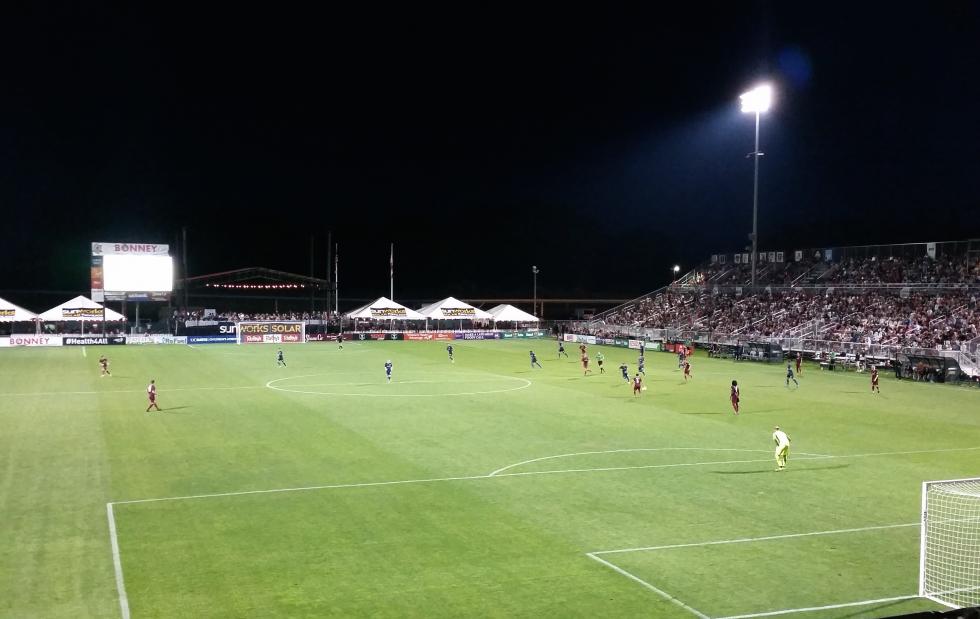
[106,503,131,619]
[586,552,710,618]
[715,594,918,619]
[109,445,980,505]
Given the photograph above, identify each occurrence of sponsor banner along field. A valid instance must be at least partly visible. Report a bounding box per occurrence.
[237,321,305,344]
[62,336,126,346]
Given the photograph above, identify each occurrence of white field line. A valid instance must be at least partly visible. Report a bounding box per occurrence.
[82,346,87,358]
[714,594,919,619]
[109,445,980,506]
[488,447,832,476]
[106,503,131,619]
[586,553,710,619]
[0,385,267,397]
[265,374,533,398]
[592,522,918,556]
[285,378,521,387]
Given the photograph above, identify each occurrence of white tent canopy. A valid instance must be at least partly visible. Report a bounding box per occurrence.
[486,304,539,322]
[417,297,493,320]
[0,297,37,322]
[346,297,425,320]
[38,295,126,322]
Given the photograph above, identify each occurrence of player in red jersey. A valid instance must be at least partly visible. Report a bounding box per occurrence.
[730,380,740,414]
[871,365,880,393]
[99,355,111,377]
[579,343,587,356]
[145,380,161,412]
[632,373,643,396]
[581,354,592,375]
[683,360,692,382]
[795,351,802,376]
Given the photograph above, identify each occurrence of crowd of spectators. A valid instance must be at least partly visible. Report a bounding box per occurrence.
[601,285,980,351]
[695,255,980,288]
[824,255,980,286]
[173,309,337,324]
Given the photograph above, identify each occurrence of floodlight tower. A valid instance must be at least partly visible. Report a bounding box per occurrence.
[532,265,540,316]
[740,83,773,289]
[672,264,680,284]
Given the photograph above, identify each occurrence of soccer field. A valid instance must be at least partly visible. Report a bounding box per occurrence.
[2,339,979,618]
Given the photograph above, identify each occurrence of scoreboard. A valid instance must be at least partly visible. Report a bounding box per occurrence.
[91,242,173,302]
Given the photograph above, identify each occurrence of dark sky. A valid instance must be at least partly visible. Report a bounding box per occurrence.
[2,3,979,302]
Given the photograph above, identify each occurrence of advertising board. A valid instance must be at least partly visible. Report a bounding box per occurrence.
[188,335,237,344]
[63,307,105,320]
[3,335,64,347]
[237,321,305,344]
[454,332,499,340]
[440,308,476,318]
[63,336,126,346]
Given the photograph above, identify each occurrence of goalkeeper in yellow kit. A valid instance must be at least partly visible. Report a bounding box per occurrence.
[773,426,791,471]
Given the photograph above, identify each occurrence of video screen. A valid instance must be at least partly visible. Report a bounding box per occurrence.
[102,254,173,292]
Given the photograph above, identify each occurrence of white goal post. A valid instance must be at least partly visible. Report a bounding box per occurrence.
[920,477,980,608]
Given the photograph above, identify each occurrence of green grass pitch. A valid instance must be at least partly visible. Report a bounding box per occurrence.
[2,339,979,618]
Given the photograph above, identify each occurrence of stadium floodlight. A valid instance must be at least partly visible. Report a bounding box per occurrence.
[740,82,773,289]
[920,477,980,609]
[672,265,680,284]
[739,84,772,114]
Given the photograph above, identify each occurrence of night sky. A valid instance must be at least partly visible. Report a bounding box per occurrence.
[2,4,979,303]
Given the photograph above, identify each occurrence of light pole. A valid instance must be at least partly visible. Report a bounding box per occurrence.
[740,83,772,289]
[532,266,540,316]
[672,264,680,284]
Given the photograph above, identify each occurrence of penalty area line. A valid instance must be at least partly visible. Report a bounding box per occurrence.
[587,553,710,619]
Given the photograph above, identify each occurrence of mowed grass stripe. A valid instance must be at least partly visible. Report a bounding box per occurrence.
[1,340,978,617]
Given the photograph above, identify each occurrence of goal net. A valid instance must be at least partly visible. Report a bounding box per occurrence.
[920,477,980,608]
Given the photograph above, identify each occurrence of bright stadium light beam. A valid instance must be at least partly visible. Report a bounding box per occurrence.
[740,82,773,288]
[739,84,772,113]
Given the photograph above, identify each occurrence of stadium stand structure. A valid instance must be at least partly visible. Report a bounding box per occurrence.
[587,241,980,379]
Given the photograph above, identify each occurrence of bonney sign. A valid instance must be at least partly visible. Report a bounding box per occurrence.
[1,335,63,347]
[91,242,169,256]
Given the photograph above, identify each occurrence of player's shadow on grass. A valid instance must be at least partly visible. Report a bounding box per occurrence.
[712,464,850,475]
[162,406,192,413]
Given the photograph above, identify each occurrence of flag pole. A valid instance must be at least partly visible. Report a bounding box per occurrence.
[390,243,394,300]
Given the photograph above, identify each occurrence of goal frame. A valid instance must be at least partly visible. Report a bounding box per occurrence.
[919,476,980,608]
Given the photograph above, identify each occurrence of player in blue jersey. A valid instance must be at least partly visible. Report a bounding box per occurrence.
[276,349,286,367]
[786,363,799,388]
[558,341,568,358]
[637,355,646,376]
[384,360,393,383]
[530,350,542,369]
[619,362,630,382]
[447,344,455,363]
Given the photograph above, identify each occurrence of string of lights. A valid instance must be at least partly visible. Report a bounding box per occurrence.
[206,283,306,289]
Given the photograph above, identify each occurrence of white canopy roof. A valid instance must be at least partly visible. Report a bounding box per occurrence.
[0,297,37,322]
[417,297,493,320]
[486,304,539,322]
[38,295,126,322]
[346,297,425,320]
